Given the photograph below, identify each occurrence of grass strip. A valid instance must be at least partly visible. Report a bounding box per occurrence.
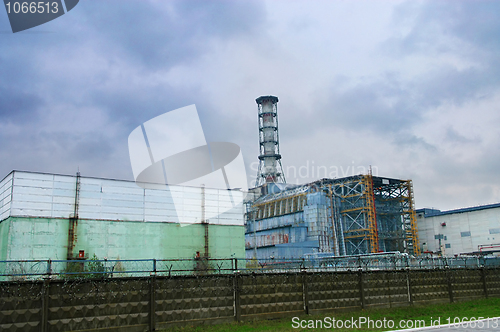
[162,297,500,331]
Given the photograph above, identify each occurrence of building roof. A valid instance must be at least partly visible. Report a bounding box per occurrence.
[418,203,500,218]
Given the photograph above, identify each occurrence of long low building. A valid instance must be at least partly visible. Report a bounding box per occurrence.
[417,203,500,256]
[0,171,245,261]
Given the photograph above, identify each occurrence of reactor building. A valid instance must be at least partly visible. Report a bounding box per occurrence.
[245,96,420,260]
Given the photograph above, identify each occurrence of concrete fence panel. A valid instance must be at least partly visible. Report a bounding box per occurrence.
[2,268,500,332]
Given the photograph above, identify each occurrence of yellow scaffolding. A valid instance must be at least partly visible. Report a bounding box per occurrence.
[363,174,379,253]
[404,180,421,256]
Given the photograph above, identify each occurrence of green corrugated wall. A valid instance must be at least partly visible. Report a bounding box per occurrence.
[0,219,10,261]
[0,217,245,260]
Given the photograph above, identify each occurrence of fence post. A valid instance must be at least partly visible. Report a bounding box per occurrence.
[149,274,156,331]
[233,272,241,322]
[46,259,52,277]
[406,269,413,305]
[41,277,50,332]
[302,270,309,315]
[446,267,454,303]
[358,269,365,309]
[481,267,488,299]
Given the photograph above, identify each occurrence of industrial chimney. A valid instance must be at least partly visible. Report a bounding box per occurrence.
[255,95,286,186]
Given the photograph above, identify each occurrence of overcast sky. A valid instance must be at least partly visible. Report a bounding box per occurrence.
[1,0,499,211]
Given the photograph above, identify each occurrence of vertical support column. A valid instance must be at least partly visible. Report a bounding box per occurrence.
[67,172,81,260]
[481,267,488,299]
[363,174,379,254]
[404,180,420,256]
[358,269,366,309]
[446,268,454,303]
[327,185,338,256]
[149,274,156,331]
[302,270,310,315]
[41,278,50,332]
[233,273,241,322]
[406,269,413,305]
[201,185,209,259]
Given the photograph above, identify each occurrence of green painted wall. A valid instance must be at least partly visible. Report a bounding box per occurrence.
[0,219,11,261]
[0,217,245,261]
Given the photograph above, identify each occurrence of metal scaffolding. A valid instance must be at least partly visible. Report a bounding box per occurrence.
[371,177,420,256]
[320,175,420,256]
[364,175,380,254]
[245,175,421,259]
[327,176,373,255]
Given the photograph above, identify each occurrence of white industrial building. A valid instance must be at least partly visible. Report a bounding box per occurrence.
[417,203,500,256]
[0,171,246,261]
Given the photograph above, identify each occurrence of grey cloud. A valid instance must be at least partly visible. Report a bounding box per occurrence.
[388,1,500,97]
[389,1,500,56]
[321,78,422,135]
[394,134,436,151]
[422,1,500,53]
[0,128,123,177]
[0,49,45,123]
[78,1,265,69]
[416,65,500,108]
[0,0,266,179]
[445,127,480,145]
[314,0,500,140]
[89,84,201,129]
[0,86,42,122]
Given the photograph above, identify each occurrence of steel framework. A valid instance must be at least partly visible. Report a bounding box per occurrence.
[327,176,373,255]
[320,175,420,256]
[245,175,420,258]
[371,177,420,255]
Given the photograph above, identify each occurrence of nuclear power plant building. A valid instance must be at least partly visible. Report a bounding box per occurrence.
[245,176,420,260]
[245,96,420,260]
[0,171,245,261]
[1,96,423,262]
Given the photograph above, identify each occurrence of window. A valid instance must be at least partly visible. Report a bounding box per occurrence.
[461,231,471,237]
[489,228,500,234]
[445,244,451,248]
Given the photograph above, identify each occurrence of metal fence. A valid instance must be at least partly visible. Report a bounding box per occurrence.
[2,255,500,280]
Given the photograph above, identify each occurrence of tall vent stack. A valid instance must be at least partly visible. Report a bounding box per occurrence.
[256,95,286,186]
